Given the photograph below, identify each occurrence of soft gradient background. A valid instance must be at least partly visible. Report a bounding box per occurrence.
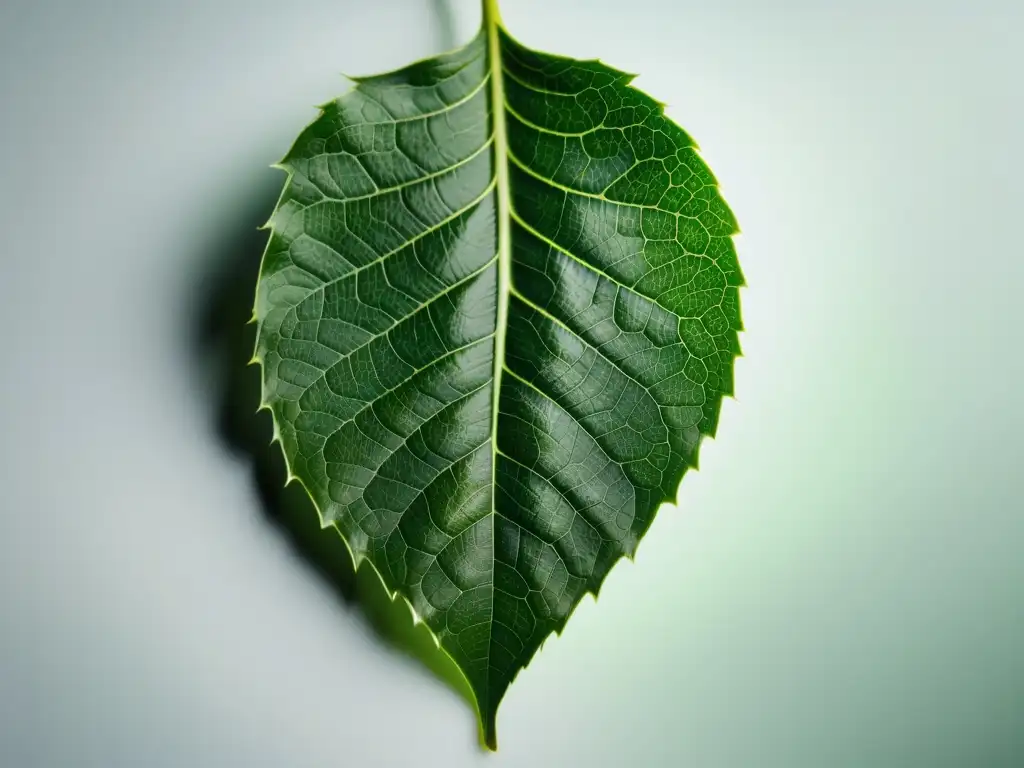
[2,1,1022,765]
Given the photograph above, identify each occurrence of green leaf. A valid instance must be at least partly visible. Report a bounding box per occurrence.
[253,0,742,749]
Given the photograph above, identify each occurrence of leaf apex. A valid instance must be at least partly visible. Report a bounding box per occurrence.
[483,715,498,751]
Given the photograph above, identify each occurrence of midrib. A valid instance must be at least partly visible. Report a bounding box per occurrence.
[483,0,510,743]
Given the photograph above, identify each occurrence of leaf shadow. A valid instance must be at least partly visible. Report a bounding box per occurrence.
[187,171,477,731]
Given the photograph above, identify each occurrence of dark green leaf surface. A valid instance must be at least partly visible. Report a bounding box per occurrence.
[253,0,742,748]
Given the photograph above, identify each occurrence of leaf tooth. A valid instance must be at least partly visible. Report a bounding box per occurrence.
[256,205,279,231]
[599,60,640,82]
[343,72,371,85]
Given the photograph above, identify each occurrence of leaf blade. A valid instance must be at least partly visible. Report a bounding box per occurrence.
[254,4,741,749]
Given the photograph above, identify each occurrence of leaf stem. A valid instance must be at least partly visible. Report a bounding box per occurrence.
[483,0,503,26]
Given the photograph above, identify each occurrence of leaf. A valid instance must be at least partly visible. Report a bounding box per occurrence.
[253,0,742,749]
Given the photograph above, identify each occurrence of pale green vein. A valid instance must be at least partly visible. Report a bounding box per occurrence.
[348,70,491,125]
[283,180,498,311]
[320,333,497,443]
[507,206,688,322]
[507,287,675,405]
[502,97,606,138]
[507,145,697,214]
[279,254,498,403]
[301,137,495,204]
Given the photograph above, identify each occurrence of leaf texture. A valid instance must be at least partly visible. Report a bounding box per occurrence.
[253,0,742,748]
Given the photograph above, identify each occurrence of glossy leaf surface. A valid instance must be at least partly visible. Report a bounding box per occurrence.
[253,0,742,748]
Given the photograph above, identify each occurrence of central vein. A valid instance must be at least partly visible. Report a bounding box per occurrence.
[483,0,509,720]
[486,0,510,502]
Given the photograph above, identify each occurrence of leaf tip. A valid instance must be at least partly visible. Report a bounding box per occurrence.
[482,718,498,752]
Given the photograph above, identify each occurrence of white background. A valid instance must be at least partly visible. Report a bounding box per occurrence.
[2,1,1022,765]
